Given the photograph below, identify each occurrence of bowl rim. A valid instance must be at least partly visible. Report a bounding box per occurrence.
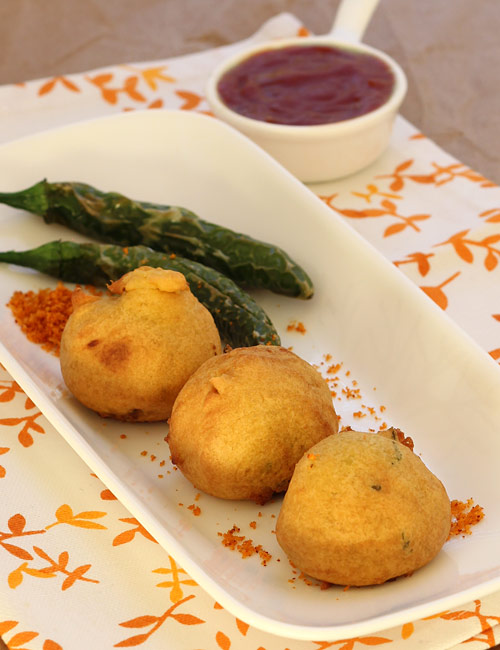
[205,36,408,140]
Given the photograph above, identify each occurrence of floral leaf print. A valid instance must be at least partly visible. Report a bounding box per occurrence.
[115,595,202,648]
[211,616,250,650]
[407,173,436,184]
[115,632,150,647]
[377,160,495,190]
[120,616,158,629]
[113,518,157,546]
[140,66,175,90]
[384,222,407,237]
[395,160,414,173]
[123,76,146,102]
[68,511,108,528]
[377,159,414,191]
[8,561,56,589]
[47,504,72,527]
[95,73,113,84]
[0,513,46,560]
[2,542,33,561]
[43,640,63,650]
[489,348,500,361]
[38,76,80,96]
[20,546,100,591]
[122,64,175,90]
[482,234,500,245]
[401,622,414,639]
[459,167,496,187]
[381,212,428,236]
[436,229,474,263]
[313,635,391,649]
[319,193,339,208]
[87,73,146,105]
[393,252,434,277]
[6,629,39,647]
[320,194,430,236]
[351,183,401,203]
[235,618,250,636]
[175,90,203,110]
[384,212,430,236]
[485,249,498,270]
[61,563,94,590]
[100,488,117,500]
[0,446,8,479]
[171,613,205,625]
[379,159,414,191]
[420,272,460,310]
[32,546,54,563]
[480,208,500,223]
[436,230,500,270]
[0,514,45,542]
[0,620,18,635]
[112,528,136,546]
[0,625,62,650]
[7,566,24,589]
[8,514,27,536]
[20,565,56,578]
[423,599,500,648]
[153,557,197,603]
[123,98,164,111]
[216,630,231,650]
[57,551,69,570]
[333,207,387,219]
[380,199,397,211]
[0,380,27,403]
[0,411,45,447]
[45,504,107,530]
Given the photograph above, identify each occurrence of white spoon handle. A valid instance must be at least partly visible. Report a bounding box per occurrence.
[328,0,381,42]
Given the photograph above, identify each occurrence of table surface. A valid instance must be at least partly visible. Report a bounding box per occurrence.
[0,3,499,649]
[1,0,499,185]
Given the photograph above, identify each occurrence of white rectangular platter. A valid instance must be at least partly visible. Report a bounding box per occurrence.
[0,110,499,642]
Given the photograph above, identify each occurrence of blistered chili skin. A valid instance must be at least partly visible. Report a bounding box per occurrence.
[217,45,395,126]
[0,240,281,349]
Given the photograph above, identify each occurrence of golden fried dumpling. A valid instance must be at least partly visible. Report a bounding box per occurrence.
[60,266,221,421]
[276,430,451,586]
[167,345,339,503]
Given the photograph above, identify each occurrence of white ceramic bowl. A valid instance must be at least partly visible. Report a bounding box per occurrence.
[206,36,408,183]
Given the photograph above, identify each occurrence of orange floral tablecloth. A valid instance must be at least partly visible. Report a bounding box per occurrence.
[1,13,500,650]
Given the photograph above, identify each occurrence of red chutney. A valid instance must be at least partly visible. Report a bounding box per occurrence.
[217,45,395,126]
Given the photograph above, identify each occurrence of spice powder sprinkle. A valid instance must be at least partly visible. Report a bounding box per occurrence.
[7,283,101,356]
[7,283,75,356]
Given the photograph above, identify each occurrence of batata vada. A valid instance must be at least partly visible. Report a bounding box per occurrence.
[167,345,339,503]
[60,266,221,421]
[276,430,451,586]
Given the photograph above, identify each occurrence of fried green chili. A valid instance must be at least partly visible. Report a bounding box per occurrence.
[0,241,280,348]
[0,180,314,299]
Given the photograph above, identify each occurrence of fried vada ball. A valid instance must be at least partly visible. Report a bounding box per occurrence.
[60,266,221,421]
[276,430,451,586]
[168,346,339,503]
